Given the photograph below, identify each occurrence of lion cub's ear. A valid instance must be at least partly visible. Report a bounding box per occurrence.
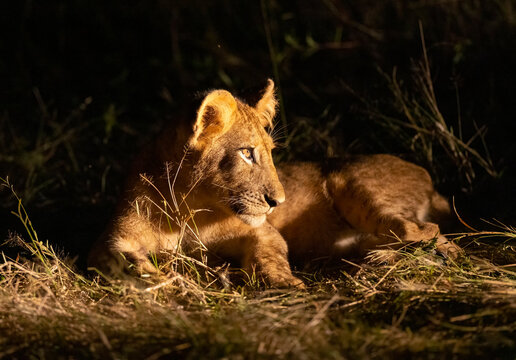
[190,89,237,149]
[255,79,277,128]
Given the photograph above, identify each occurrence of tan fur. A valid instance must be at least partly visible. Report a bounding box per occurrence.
[270,158,461,263]
[88,80,461,287]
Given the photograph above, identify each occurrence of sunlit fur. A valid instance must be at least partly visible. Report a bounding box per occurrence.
[88,80,461,288]
[88,80,301,287]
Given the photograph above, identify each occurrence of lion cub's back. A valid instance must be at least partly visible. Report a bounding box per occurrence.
[326,154,450,230]
[273,154,435,224]
[329,154,434,207]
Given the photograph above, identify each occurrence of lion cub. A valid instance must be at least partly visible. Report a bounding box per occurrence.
[88,80,460,287]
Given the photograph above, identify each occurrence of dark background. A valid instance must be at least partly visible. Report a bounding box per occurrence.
[1,0,515,265]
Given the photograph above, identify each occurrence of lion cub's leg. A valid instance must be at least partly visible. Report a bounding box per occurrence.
[94,209,162,277]
[242,223,304,288]
[333,192,460,258]
[113,233,159,276]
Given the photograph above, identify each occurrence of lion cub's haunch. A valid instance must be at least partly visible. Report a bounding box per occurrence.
[88,80,460,287]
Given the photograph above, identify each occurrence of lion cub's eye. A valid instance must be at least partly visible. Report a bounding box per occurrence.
[242,148,252,159]
[239,148,255,165]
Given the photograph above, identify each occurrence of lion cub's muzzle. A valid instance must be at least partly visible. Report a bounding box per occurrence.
[230,191,285,226]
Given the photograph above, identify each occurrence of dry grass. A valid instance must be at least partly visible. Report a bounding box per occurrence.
[1,177,516,359]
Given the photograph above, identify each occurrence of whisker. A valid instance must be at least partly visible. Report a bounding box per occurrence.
[211,182,239,193]
[270,123,288,142]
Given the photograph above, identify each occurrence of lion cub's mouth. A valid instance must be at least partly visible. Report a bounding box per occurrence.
[238,213,267,227]
[229,201,270,227]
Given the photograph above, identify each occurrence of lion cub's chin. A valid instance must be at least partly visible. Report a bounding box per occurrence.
[238,214,267,227]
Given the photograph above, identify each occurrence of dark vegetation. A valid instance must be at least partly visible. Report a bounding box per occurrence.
[1,1,516,358]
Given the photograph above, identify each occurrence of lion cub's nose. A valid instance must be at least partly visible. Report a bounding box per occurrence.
[264,194,284,208]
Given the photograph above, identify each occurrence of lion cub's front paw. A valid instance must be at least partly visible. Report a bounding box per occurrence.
[435,236,463,260]
[267,273,306,289]
[288,276,307,290]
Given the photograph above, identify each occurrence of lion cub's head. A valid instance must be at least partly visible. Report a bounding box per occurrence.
[188,79,285,227]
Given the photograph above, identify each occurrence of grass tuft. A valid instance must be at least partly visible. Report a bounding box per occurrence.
[352,23,498,191]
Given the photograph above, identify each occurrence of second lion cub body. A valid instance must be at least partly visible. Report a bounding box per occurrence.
[88,80,459,287]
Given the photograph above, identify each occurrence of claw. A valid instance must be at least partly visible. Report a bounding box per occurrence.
[436,236,463,260]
